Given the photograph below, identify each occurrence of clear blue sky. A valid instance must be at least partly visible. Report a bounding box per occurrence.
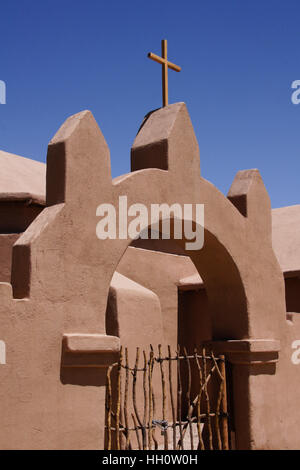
[1,0,300,208]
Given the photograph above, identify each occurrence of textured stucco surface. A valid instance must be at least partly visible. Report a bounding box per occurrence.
[272,205,300,275]
[0,103,299,450]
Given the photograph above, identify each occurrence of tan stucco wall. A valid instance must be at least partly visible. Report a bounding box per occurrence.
[116,244,198,350]
[0,234,19,282]
[0,103,299,450]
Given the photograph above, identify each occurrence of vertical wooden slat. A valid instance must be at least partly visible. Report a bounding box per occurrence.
[142,350,148,450]
[177,345,184,450]
[115,346,123,450]
[211,352,223,451]
[150,345,156,418]
[219,355,229,450]
[203,347,213,450]
[150,345,159,450]
[194,348,205,450]
[148,346,154,450]
[158,344,168,450]
[132,413,142,450]
[168,345,176,450]
[124,347,130,450]
[106,363,114,450]
[215,373,223,450]
[183,347,194,450]
[132,347,145,449]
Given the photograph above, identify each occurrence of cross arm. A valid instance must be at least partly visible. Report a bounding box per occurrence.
[147,52,181,72]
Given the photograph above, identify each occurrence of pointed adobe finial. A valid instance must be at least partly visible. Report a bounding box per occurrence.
[131,102,200,181]
[46,110,111,207]
[228,169,272,238]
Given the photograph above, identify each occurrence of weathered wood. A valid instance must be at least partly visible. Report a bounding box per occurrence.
[106,363,114,450]
[105,346,230,450]
[132,413,141,450]
[183,346,194,450]
[148,346,154,450]
[219,355,229,450]
[203,347,213,450]
[142,350,148,449]
[115,346,122,450]
[194,348,205,450]
[168,345,176,449]
[158,344,168,449]
[176,345,184,450]
[124,348,130,450]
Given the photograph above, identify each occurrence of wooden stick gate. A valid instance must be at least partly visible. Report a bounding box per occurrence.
[105,345,229,450]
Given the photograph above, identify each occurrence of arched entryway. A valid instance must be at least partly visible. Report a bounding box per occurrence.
[104,214,249,449]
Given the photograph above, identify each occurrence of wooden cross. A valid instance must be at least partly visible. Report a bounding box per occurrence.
[148,39,181,107]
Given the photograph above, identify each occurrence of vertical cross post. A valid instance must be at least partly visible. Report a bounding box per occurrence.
[162,39,168,107]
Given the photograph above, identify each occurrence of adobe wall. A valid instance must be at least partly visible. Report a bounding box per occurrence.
[0,234,19,283]
[116,244,199,349]
[220,314,300,450]
[0,198,45,283]
[0,102,299,449]
[106,271,164,357]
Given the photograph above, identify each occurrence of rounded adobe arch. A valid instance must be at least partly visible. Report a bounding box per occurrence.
[109,164,284,341]
[107,205,248,341]
[12,105,285,343]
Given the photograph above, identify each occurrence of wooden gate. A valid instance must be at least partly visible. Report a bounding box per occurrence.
[105,345,230,450]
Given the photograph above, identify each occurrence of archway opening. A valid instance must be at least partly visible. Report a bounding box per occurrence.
[104,217,247,449]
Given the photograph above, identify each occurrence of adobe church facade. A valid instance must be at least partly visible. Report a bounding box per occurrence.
[0,102,299,449]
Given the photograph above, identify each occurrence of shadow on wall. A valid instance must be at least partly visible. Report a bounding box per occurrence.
[285,276,300,313]
[60,346,118,387]
[178,288,211,353]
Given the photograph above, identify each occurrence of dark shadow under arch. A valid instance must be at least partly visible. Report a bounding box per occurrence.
[106,216,248,342]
